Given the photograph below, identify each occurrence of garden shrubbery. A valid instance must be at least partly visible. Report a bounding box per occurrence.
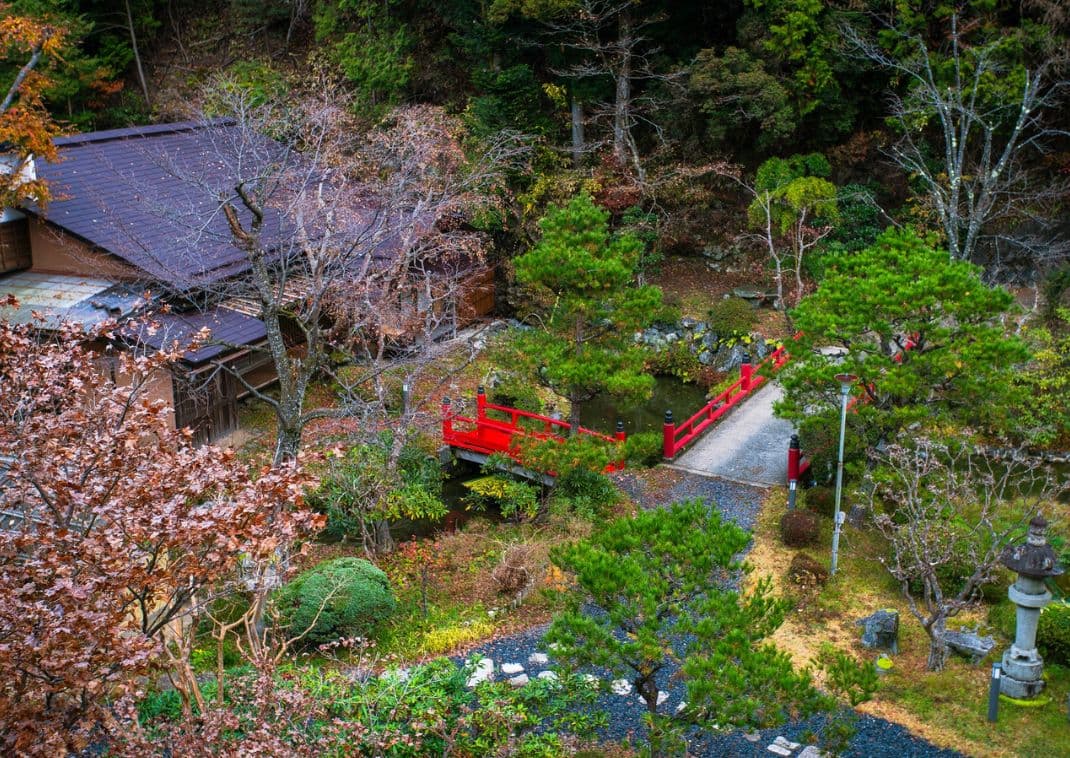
[623,431,663,467]
[780,509,819,547]
[1038,601,1070,666]
[708,297,756,336]
[273,557,397,647]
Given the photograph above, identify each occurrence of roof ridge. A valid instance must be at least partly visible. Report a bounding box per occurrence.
[53,119,236,148]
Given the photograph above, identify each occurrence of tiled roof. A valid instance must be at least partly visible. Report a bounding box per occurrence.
[0,270,146,328]
[26,121,289,290]
[130,306,268,365]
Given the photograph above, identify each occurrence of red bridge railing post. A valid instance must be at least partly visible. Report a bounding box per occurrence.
[740,354,753,392]
[663,410,675,459]
[476,385,487,420]
[787,433,801,509]
[441,397,453,437]
[615,419,626,469]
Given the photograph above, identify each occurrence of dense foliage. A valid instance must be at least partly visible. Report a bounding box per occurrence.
[273,557,397,648]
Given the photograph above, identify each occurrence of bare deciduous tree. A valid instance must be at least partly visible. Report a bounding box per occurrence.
[149,75,524,471]
[868,436,1065,671]
[847,15,1070,269]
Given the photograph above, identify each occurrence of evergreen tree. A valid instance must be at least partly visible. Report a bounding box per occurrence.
[508,193,663,432]
[545,501,851,756]
[776,227,1030,456]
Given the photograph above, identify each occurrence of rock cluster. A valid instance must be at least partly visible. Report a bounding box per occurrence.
[635,318,774,371]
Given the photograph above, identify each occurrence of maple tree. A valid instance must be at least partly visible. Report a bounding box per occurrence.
[0,303,320,756]
[0,4,66,206]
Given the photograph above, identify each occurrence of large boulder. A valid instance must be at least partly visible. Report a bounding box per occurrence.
[857,609,900,654]
[944,629,995,663]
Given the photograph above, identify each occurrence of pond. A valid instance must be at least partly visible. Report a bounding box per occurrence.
[578,374,710,436]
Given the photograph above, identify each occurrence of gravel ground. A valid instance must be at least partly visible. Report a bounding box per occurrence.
[456,472,962,758]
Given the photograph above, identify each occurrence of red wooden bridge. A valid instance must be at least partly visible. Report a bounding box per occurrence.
[442,337,796,478]
[441,388,626,476]
[661,342,791,460]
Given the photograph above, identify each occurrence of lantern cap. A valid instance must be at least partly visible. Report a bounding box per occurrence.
[1001,515,1064,578]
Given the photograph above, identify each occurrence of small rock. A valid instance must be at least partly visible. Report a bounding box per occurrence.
[798,747,824,758]
[945,629,996,662]
[466,658,495,688]
[528,652,549,665]
[611,679,633,696]
[773,736,801,750]
[501,663,524,675]
[744,732,761,743]
[507,673,529,687]
[698,350,713,366]
[537,670,558,682]
[675,701,688,714]
[637,690,669,707]
[767,745,792,757]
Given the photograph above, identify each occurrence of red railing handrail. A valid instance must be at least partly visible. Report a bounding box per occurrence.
[480,401,618,444]
[664,336,796,459]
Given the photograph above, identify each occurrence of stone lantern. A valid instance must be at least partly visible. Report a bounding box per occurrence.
[999,515,1064,699]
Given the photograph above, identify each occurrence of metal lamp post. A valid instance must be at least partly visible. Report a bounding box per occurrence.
[830,373,857,576]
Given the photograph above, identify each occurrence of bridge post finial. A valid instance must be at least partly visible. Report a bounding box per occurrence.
[787,433,801,508]
[663,410,675,460]
[740,353,753,391]
[476,386,487,419]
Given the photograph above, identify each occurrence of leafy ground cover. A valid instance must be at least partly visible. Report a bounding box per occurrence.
[747,487,1070,758]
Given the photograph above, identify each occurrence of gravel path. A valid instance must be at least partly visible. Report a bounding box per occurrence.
[457,472,961,757]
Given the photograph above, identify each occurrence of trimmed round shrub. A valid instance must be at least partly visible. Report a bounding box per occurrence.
[780,509,819,547]
[273,557,396,648]
[1038,600,1070,665]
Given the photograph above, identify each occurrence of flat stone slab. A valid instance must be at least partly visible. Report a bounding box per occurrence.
[528,652,549,665]
[466,658,494,688]
[671,381,794,486]
[507,673,529,687]
[501,662,525,675]
[537,670,558,682]
[610,679,633,696]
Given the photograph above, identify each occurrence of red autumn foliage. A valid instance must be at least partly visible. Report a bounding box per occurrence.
[0,305,321,755]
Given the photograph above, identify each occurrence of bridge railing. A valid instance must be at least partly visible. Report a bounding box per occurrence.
[442,387,626,473]
[662,340,792,460]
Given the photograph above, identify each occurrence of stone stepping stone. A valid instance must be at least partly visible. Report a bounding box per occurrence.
[610,679,632,696]
[797,747,823,758]
[528,652,549,665]
[536,670,558,682]
[501,662,524,675]
[466,658,494,688]
[507,673,529,687]
[767,736,802,756]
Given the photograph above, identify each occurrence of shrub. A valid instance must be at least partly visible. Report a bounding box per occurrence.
[464,474,540,522]
[623,431,663,467]
[492,543,537,595]
[421,620,495,655]
[788,552,829,586]
[273,557,396,648]
[1038,601,1070,666]
[708,297,757,336]
[780,509,819,547]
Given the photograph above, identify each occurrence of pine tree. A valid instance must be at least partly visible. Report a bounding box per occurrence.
[509,193,663,432]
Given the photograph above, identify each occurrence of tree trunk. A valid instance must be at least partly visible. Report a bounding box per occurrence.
[612,10,633,167]
[124,0,151,106]
[568,389,583,437]
[927,617,949,671]
[571,97,585,169]
[374,519,395,554]
[273,423,303,467]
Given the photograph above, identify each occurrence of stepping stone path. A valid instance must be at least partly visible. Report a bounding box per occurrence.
[508,673,529,687]
[501,662,524,675]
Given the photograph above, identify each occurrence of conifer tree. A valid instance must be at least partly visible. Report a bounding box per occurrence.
[508,193,663,432]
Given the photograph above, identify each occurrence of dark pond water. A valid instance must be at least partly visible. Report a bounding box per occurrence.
[578,375,710,436]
